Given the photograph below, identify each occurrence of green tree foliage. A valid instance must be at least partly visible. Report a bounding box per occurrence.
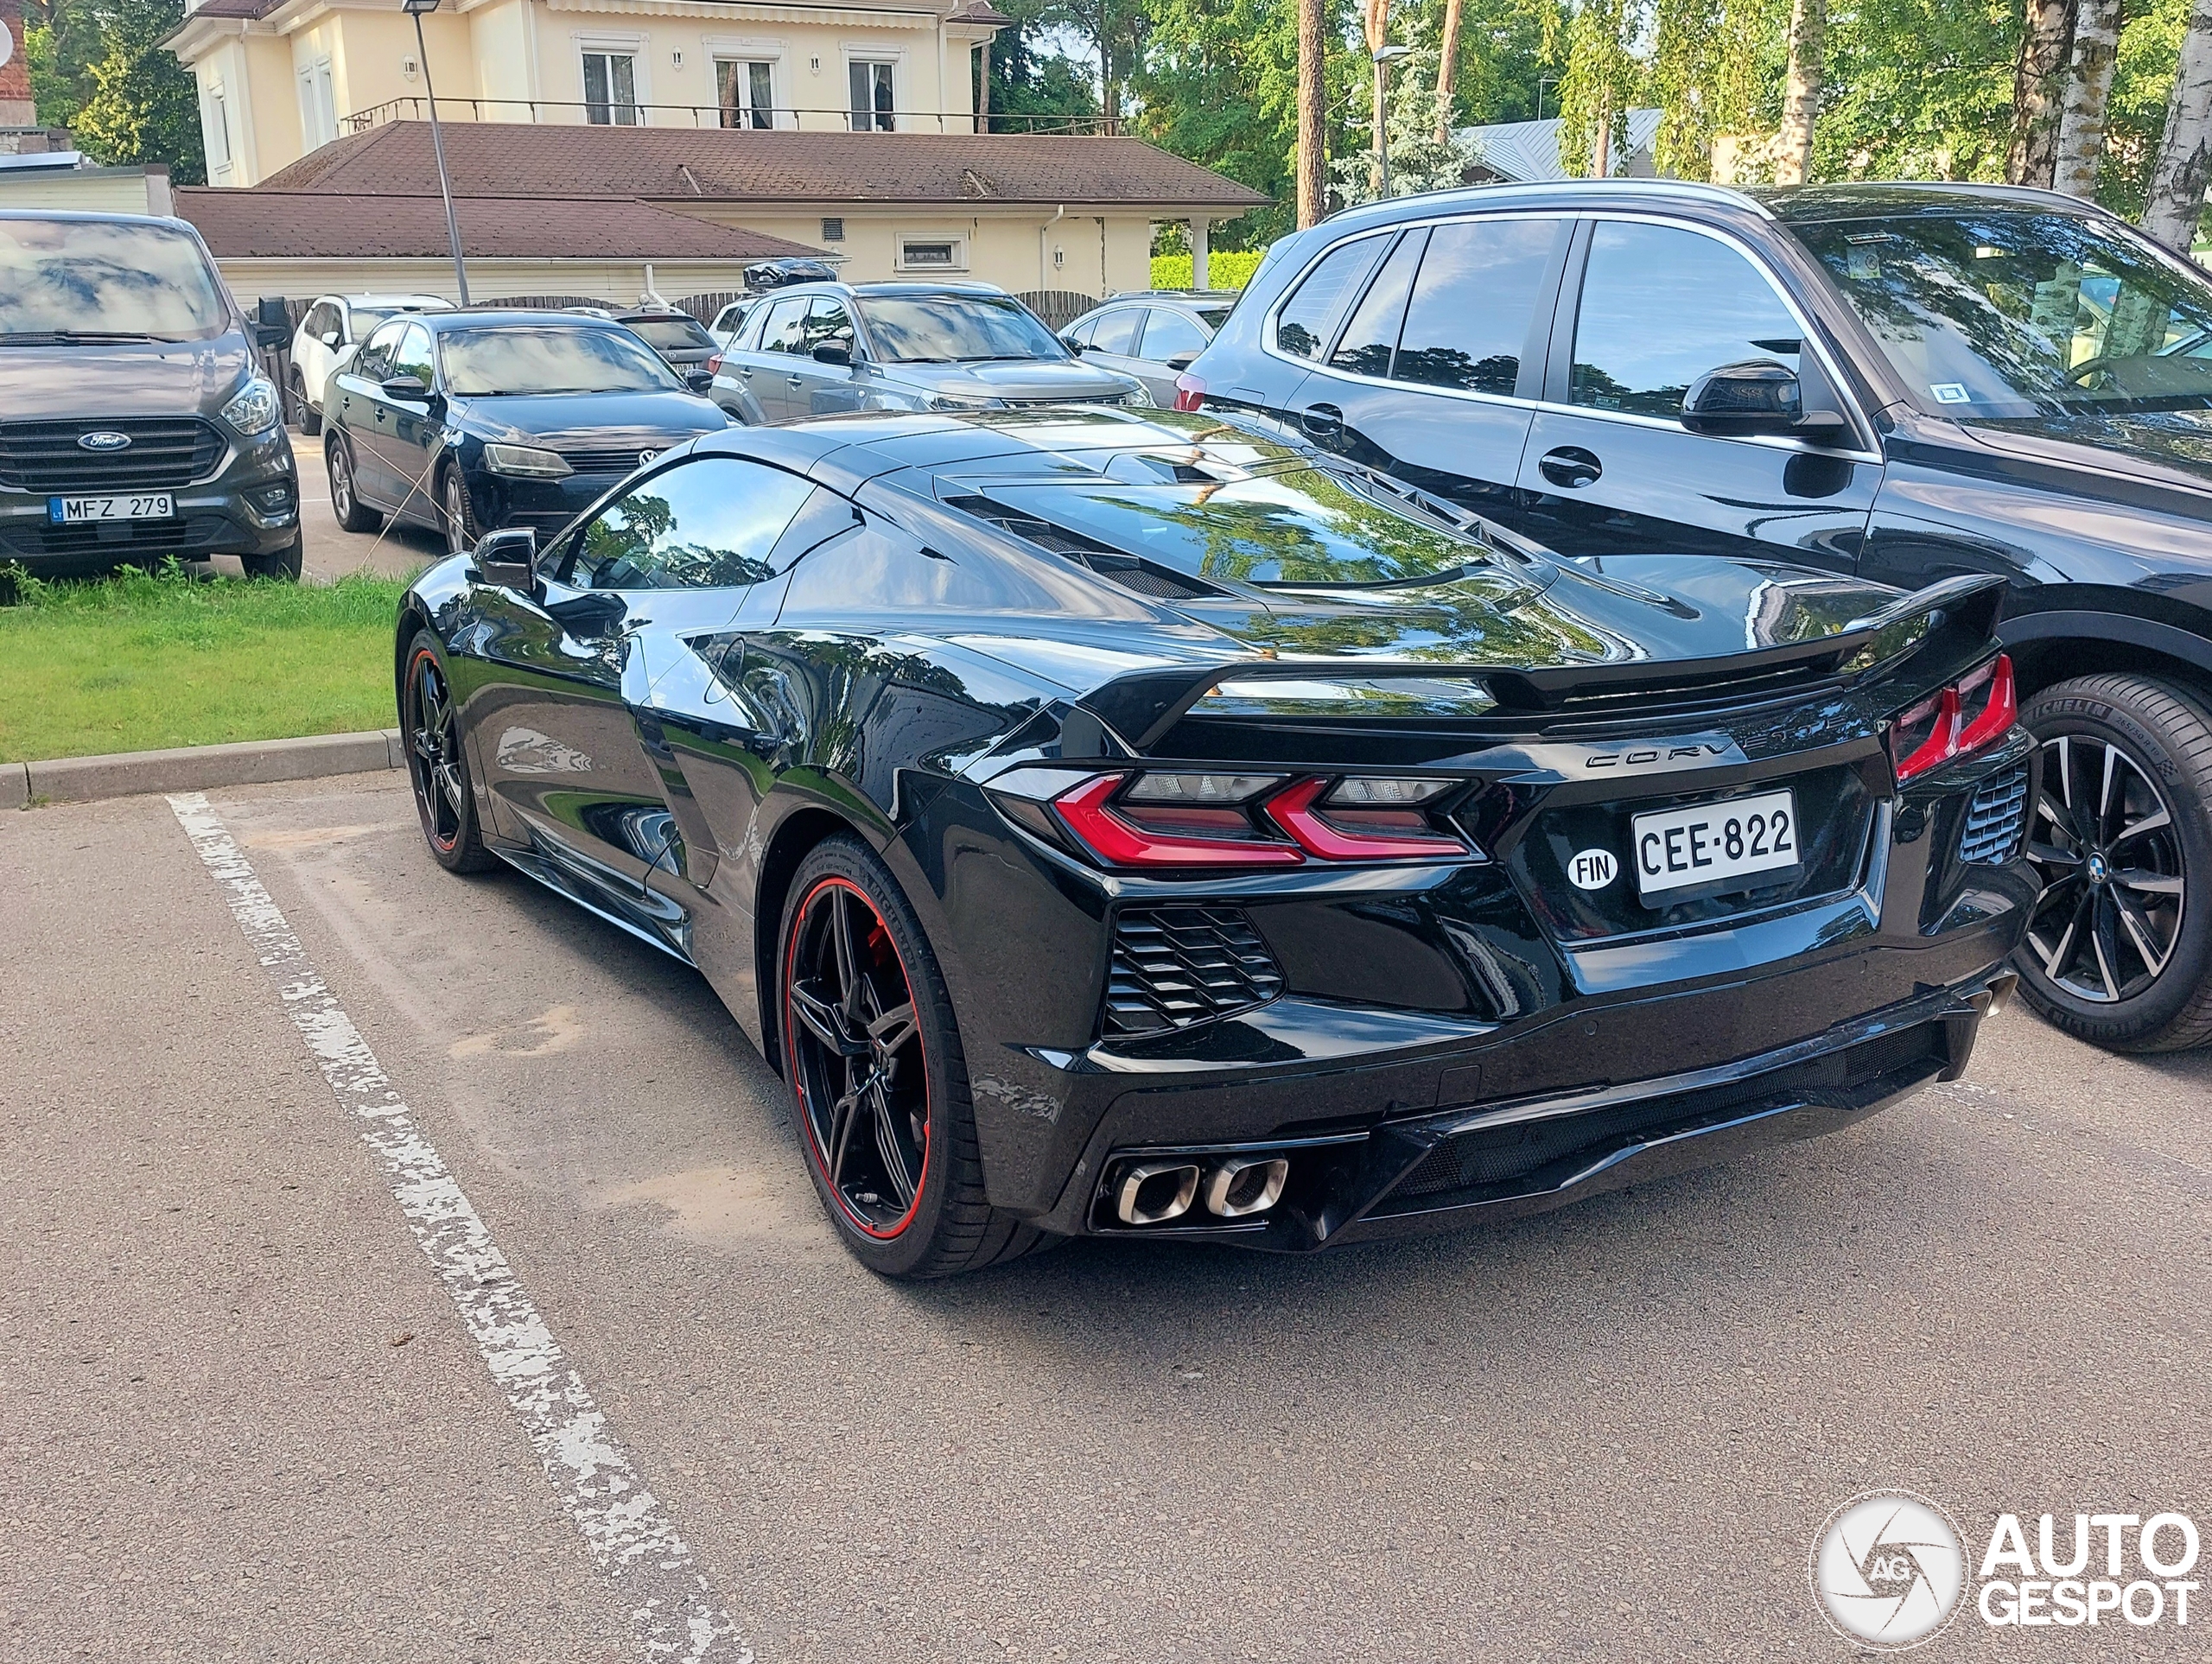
[1133,0,1307,243]
[1649,0,1785,178]
[982,0,1106,128]
[2101,0,2192,218]
[26,0,206,184]
[1556,0,1643,175]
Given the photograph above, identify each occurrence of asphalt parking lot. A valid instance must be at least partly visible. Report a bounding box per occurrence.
[6,772,2209,1662]
[198,431,444,587]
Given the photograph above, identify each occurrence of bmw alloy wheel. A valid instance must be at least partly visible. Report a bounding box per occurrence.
[784,876,929,1238]
[2022,732,2185,1004]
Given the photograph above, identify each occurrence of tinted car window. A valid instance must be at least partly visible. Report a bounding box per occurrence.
[565,458,819,590]
[854,294,1067,362]
[438,326,677,395]
[1090,308,1141,354]
[392,323,435,386]
[627,315,715,352]
[1330,229,1427,379]
[1571,222,1802,419]
[804,297,855,348]
[1395,219,1558,396]
[758,297,810,355]
[1144,308,1209,361]
[0,217,228,340]
[353,319,405,381]
[1062,316,1098,346]
[1274,234,1390,360]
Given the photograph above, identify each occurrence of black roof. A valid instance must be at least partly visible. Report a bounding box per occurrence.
[1757,181,2116,225]
[423,308,632,331]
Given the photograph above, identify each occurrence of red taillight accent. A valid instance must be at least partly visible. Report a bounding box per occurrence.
[704,353,723,376]
[1264,777,1467,861]
[1956,652,2017,755]
[1173,372,1206,412]
[1052,773,1303,868]
[1893,653,2016,784]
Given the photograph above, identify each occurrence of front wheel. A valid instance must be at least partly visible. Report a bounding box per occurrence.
[440,465,478,557]
[240,535,303,581]
[401,630,497,873]
[777,835,1048,1278]
[2014,672,2212,1051]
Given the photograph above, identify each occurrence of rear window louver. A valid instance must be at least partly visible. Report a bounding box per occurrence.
[942,492,1224,601]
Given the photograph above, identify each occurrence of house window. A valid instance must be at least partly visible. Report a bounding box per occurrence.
[898,235,965,272]
[820,217,844,242]
[206,85,232,170]
[297,58,336,149]
[582,50,640,125]
[716,59,774,130]
[849,60,894,131]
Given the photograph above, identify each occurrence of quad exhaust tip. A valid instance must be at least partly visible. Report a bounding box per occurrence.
[1112,1154,1293,1225]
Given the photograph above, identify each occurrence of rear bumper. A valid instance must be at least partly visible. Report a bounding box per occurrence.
[1052,969,2011,1251]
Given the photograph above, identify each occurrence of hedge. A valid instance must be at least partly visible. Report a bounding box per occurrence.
[1148,251,1266,291]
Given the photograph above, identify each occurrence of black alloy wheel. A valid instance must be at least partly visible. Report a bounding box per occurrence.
[2015,674,2212,1051]
[776,835,1047,1277]
[441,466,477,557]
[240,536,303,581]
[401,630,494,873]
[328,433,381,532]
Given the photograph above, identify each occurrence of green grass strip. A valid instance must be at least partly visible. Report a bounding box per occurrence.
[0,562,414,764]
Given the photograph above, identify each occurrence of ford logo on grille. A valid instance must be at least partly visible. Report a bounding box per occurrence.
[78,430,133,452]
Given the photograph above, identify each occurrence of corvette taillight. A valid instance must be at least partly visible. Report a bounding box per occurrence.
[1039,772,1475,870]
[1173,372,1206,413]
[1892,653,2016,784]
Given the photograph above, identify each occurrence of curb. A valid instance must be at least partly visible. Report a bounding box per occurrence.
[10,729,405,809]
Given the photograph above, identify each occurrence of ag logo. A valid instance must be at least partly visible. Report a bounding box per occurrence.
[1567,848,1618,890]
[1811,1489,1967,1650]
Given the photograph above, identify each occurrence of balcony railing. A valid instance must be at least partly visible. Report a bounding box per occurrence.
[340,96,1119,137]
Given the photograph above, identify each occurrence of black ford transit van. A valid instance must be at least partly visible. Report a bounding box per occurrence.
[0,209,302,580]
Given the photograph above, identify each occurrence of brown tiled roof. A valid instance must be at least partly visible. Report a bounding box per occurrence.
[180,0,283,18]
[175,189,820,261]
[258,122,1270,210]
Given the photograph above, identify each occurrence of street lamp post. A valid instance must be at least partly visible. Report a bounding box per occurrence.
[403,0,470,305]
[1371,43,1412,200]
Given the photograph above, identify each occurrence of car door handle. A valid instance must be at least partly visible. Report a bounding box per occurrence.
[1538,446,1603,488]
[785,374,805,388]
[1299,402,1344,442]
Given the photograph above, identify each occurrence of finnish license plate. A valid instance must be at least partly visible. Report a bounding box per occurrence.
[49,493,174,524]
[1630,788,1801,899]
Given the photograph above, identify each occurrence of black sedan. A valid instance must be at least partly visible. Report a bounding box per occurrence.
[395,407,2035,1277]
[322,308,726,555]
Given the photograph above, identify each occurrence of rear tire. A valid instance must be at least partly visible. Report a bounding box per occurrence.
[240,535,303,582]
[292,370,321,436]
[777,835,1051,1278]
[400,629,497,874]
[327,431,381,533]
[2013,672,2212,1051]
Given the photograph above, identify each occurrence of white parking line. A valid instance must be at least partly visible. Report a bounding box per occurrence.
[168,792,747,1664]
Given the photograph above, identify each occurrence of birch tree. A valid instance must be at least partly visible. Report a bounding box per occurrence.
[2143,0,2212,251]
[2007,0,2076,187]
[1771,0,1826,185]
[2054,0,2121,199]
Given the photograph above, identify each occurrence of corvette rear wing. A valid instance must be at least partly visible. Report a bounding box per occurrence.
[1076,573,2005,751]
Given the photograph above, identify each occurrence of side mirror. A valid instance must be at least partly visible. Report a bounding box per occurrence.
[474,525,537,591]
[1165,352,1199,372]
[381,373,432,403]
[1061,336,1087,354]
[684,368,715,392]
[321,330,341,348]
[811,339,852,366]
[1681,359,1848,441]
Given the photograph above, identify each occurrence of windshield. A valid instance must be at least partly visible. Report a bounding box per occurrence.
[971,467,1489,587]
[1791,208,2212,415]
[438,326,681,396]
[626,316,715,351]
[0,218,229,342]
[854,295,1068,363]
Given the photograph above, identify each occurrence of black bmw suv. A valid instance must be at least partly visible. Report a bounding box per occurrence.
[1187,179,2212,1051]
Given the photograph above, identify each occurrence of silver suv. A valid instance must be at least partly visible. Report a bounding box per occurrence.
[708,280,1147,423]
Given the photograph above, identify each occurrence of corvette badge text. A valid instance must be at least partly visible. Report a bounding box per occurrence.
[1812,1489,2201,1649]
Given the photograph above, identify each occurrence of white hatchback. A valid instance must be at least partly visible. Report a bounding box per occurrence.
[289,293,453,435]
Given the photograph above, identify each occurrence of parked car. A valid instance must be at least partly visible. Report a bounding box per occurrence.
[708,280,1147,424]
[614,306,720,374]
[289,293,452,436]
[708,299,754,350]
[0,208,303,580]
[321,308,728,555]
[393,404,2034,1276]
[1189,177,2212,1051]
[1062,289,1240,403]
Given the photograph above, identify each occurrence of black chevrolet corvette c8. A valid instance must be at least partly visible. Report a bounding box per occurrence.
[395,406,2037,1278]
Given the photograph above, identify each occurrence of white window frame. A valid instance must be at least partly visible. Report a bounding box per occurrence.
[577,35,648,125]
[895,230,969,274]
[204,79,234,175]
[707,41,785,130]
[844,51,900,132]
[296,54,336,149]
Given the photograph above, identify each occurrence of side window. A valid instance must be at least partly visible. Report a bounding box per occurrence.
[392,323,435,387]
[1090,308,1140,354]
[1395,219,1560,396]
[353,320,405,380]
[1062,316,1096,347]
[1142,308,1209,361]
[563,458,820,591]
[1329,229,1427,378]
[1274,234,1390,360]
[304,303,331,339]
[758,297,810,356]
[1571,221,1802,419]
[804,297,854,349]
